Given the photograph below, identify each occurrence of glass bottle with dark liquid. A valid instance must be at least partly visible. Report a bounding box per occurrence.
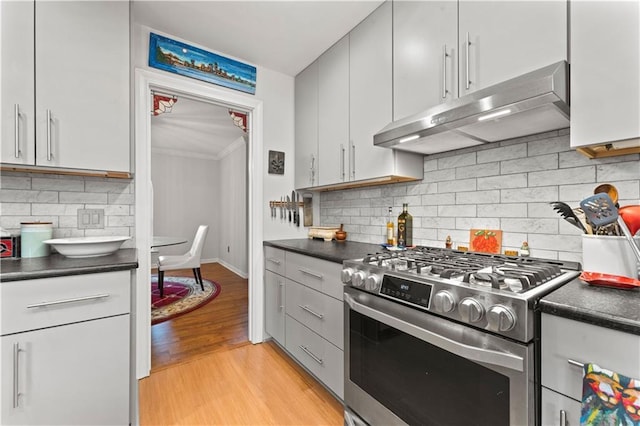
[397,203,413,247]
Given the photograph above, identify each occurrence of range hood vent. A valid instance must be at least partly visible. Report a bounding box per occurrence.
[374,61,569,155]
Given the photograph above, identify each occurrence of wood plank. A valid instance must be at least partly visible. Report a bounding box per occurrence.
[141,262,343,425]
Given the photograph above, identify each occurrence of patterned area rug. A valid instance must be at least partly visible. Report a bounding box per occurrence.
[151,275,220,325]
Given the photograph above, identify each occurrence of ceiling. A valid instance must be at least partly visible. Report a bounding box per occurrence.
[136,1,383,157]
[132,1,384,77]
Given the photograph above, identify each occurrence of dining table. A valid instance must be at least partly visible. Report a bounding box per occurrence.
[151,236,188,248]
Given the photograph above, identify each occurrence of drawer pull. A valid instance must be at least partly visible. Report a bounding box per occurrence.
[299,268,323,280]
[567,359,584,369]
[13,343,22,408]
[278,281,284,310]
[299,304,324,319]
[266,257,281,265]
[26,293,110,309]
[299,345,323,365]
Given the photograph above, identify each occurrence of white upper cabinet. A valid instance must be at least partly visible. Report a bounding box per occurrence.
[1,1,130,173]
[570,1,640,149]
[393,1,458,121]
[458,1,567,97]
[318,36,350,186]
[294,61,319,189]
[1,1,35,165]
[392,1,567,122]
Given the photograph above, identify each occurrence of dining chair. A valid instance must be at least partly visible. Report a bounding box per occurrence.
[157,225,209,297]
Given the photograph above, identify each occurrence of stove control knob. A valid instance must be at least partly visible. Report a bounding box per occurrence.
[433,291,456,313]
[487,305,516,332]
[352,271,367,288]
[365,274,381,292]
[341,268,355,283]
[459,298,485,323]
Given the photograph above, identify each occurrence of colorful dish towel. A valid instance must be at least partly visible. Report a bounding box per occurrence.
[582,363,640,425]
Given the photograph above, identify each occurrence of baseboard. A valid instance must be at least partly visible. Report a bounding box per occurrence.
[202,258,248,279]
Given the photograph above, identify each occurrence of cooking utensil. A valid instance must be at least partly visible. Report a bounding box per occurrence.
[580,193,640,264]
[335,223,347,241]
[579,271,640,290]
[280,196,284,220]
[594,183,619,206]
[286,195,291,222]
[292,190,296,225]
[549,202,588,233]
[620,205,640,236]
[572,207,593,234]
[303,193,313,227]
[296,192,300,227]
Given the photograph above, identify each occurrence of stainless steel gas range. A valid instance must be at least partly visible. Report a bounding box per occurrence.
[341,246,581,426]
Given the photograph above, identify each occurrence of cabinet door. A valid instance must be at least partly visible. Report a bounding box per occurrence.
[393,1,457,121]
[458,1,566,97]
[541,387,581,426]
[318,35,350,186]
[294,61,319,189]
[570,1,640,148]
[264,270,285,345]
[1,315,130,425]
[349,1,395,181]
[1,0,35,165]
[35,1,130,171]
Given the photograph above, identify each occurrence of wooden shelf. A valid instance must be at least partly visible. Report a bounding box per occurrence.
[0,165,132,179]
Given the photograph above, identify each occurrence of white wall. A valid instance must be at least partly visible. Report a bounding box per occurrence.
[133,24,308,243]
[218,136,248,274]
[150,150,220,261]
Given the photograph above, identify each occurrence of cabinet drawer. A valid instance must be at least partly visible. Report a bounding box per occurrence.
[541,386,581,426]
[285,279,343,349]
[285,316,344,399]
[541,314,640,401]
[1,270,130,335]
[264,246,286,275]
[285,252,343,300]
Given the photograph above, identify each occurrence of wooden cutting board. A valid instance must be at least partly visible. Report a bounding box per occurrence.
[469,229,503,254]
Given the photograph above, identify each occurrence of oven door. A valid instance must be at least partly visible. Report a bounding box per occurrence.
[344,287,534,426]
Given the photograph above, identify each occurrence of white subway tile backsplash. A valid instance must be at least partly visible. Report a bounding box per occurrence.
[0,172,134,239]
[320,130,639,261]
[501,153,558,174]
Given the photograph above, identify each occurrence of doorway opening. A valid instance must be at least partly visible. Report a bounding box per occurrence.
[134,69,265,379]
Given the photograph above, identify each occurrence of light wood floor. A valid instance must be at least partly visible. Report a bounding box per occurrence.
[140,262,344,425]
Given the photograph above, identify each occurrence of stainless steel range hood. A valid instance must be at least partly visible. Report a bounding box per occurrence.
[374,61,569,155]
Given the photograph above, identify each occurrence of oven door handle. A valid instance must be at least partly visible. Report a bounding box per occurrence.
[345,293,524,372]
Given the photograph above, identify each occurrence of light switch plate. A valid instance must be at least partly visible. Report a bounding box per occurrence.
[77,208,105,229]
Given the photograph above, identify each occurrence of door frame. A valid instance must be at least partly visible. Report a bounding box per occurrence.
[134,68,264,379]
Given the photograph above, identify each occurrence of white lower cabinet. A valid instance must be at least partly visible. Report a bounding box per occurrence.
[0,271,131,425]
[285,315,344,399]
[541,313,640,424]
[540,386,581,426]
[1,315,130,425]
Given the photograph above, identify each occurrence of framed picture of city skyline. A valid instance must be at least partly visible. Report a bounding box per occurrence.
[148,32,257,95]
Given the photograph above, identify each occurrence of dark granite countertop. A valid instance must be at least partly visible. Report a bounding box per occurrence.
[264,239,383,264]
[0,248,138,282]
[539,277,640,335]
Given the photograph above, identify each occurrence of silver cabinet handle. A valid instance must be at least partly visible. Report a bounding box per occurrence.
[465,32,471,90]
[559,409,567,426]
[266,257,281,265]
[310,154,316,185]
[442,45,448,99]
[46,109,53,161]
[340,144,346,181]
[299,345,323,365]
[13,343,22,408]
[567,359,584,369]
[298,268,323,280]
[14,104,22,158]
[278,281,284,310]
[299,304,324,319]
[26,293,110,309]
[351,143,355,180]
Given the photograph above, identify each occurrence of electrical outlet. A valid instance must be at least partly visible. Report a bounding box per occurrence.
[77,208,105,229]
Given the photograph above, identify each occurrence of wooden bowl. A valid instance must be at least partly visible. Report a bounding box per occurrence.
[335,230,347,241]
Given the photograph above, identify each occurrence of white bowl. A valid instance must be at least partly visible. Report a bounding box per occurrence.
[43,236,131,258]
